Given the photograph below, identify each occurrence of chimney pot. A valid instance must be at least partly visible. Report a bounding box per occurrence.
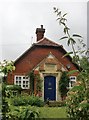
[41,25,43,29]
[36,25,45,41]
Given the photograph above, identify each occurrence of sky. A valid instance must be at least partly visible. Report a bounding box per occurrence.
[0,0,88,61]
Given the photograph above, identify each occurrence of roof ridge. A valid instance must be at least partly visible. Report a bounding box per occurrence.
[36,37,45,43]
[45,37,60,46]
[36,37,61,46]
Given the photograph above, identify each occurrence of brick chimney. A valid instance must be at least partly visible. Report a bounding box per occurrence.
[36,25,45,41]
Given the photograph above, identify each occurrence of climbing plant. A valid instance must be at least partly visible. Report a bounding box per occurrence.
[36,74,43,93]
[59,71,69,101]
[28,71,43,96]
[28,71,34,94]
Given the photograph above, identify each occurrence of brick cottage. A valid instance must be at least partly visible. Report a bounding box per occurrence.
[7,25,78,101]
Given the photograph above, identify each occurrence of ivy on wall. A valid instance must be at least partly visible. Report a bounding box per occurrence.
[28,71,43,95]
[59,71,69,101]
[35,74,43,92]
[28,71,34,94]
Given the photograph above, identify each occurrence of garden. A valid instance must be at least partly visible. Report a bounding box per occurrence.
[1,81,67,119]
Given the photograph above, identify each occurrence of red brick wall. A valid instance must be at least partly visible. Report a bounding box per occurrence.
[7,45,78,84]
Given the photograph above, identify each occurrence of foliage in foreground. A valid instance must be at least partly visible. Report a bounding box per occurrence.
[5,91,44,119]
[7,105,67,119]
[7,106,40,120]
[66,58,89,120]
[0,60,41,119]
[66,84,89,120]
[11,94,44,107]
[54,7,89,120]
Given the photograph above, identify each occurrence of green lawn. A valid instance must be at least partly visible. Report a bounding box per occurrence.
[8,105,67,118]
[38,106,67,118]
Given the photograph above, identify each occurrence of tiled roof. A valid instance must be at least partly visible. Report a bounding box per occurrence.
[36,37,60,47]
[15,37,63,64]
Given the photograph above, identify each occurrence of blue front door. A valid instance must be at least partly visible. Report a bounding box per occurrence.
[44,76,56,101]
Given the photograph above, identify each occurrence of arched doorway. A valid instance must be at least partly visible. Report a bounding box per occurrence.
[44,76,56,101]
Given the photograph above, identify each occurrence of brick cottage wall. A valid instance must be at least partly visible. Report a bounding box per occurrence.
[7,45,78,84]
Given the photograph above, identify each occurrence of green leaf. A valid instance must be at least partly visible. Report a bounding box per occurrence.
[60,36,68,40]
[63,27,70,34]
[63,13,67,17]
[82,43,86,47]
[61,18,67,22]
[64,28,66,34]
[54,7,58,13]
[72,34,82,38]
[72,55,80,63]
[63,18,67,21]
[67,38,76,46]
[80,50,86,54]
[67,70,79,75]
[60,21,65,26]
[67,40,70,46]
[62,52,73,58]
[53,7,56,10]
[57,11,61,16]
[71,38,76,44]
[56,18,60,21]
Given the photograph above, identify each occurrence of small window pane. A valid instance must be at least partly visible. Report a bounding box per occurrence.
[19,77,21,80]
[19,81,21,85]
[26,77,28,79]
[16,81,18,85]
[23,81,25,84]
[71,81,75,87]
[26,85,28,87]
[26,81,28,84]
[16,77,18,80]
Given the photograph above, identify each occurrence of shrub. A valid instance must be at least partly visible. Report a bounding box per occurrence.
[29,96,44,107]
[12,95,44,107]
[66,84,89,120]
[6,85,22,91]
[7,106,40,119]
[5,85,22,98]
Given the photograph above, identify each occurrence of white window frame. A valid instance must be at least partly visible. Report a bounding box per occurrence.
[69,76,76,89]
[14,75,30,89]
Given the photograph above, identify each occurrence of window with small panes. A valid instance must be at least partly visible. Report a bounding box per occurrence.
[69,76,76,88]
[14,76,30,89]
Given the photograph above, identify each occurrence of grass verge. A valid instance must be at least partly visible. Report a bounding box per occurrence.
[38,106,67,118]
